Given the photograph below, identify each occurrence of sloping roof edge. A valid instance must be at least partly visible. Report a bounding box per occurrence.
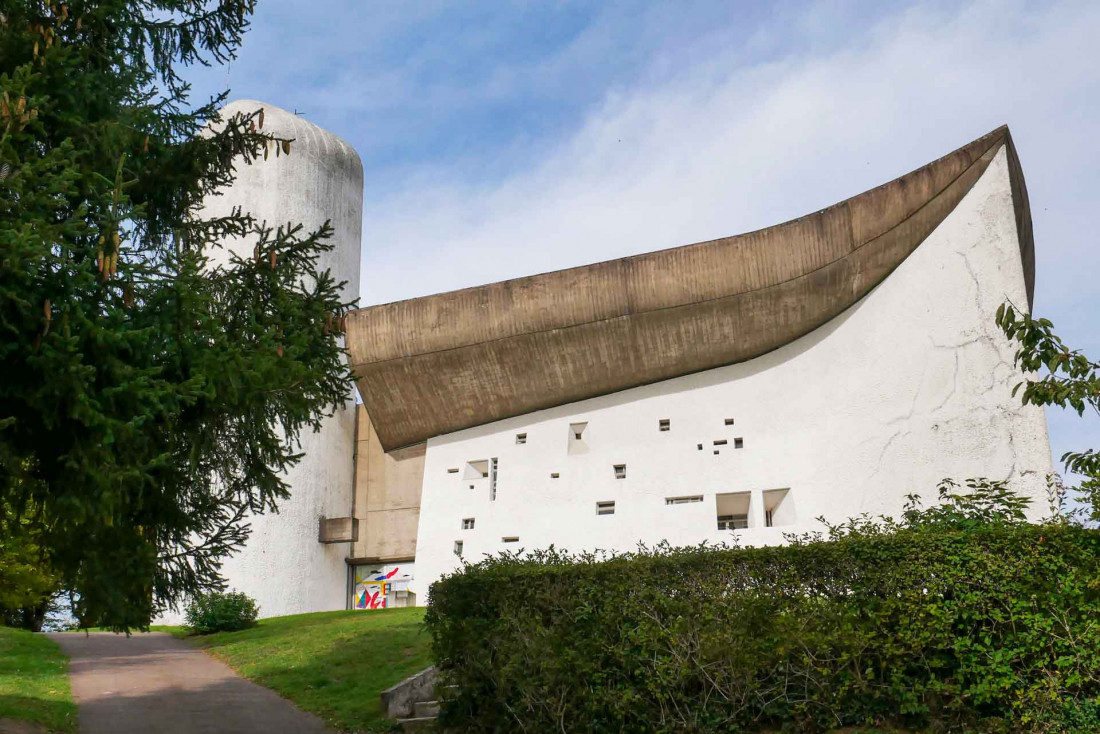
[348,126,1033,450]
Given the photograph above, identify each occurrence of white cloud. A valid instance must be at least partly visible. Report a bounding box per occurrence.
[359,0,1100,318]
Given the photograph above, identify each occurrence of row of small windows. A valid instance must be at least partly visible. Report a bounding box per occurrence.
[451,452,751,485]
[457,416,739,455]
[452,490,790,558]
[448,420,744,478]
[456,489,792,532]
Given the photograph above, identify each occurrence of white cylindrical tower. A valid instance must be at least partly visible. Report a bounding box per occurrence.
[184,100,363,619]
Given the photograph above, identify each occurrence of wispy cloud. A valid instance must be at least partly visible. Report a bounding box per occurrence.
[357,1,1099,314]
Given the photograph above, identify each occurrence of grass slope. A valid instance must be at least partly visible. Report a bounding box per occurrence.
[189,607,431,733]
[0,627,76,733]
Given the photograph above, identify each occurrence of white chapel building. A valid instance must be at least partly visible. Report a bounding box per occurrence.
[183,101,1052,619]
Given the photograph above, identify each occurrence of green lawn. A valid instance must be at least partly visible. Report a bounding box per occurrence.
[187,607,432,733]
[0,627,77,733]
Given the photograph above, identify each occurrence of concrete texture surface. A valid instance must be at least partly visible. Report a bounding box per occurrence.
[47,633,329,734]
[350,405,425,563]
[346,126,1034,451]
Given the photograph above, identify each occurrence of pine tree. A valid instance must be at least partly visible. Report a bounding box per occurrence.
[0,1,355,629]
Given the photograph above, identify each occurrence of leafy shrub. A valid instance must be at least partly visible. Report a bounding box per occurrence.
[184,590,259,634]
[426,483,1100,733]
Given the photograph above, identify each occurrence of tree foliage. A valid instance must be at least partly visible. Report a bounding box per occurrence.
[0,497,59,630]
[997,303,1100,516]
[0,1,355,629]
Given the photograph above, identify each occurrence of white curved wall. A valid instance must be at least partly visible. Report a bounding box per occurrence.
[160,101,363,621]
[411,146,1052,602]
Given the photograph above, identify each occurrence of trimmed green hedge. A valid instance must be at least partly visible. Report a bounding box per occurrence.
[426,520,1100,733]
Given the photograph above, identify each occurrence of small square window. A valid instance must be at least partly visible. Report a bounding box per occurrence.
[613,464,626,479]
[550,472,560,479]
[596,501,615,516]
[697,443,703,450]
[658,419,670,432]
[724,418,735,426]
[763,488,793,527]
[453,540,463,556]
[464,460,489,479]
[462,518,475,530]
[570,422,587,440]
[516,433,527,445]
[502,536,519,544]
[734,438,744,449]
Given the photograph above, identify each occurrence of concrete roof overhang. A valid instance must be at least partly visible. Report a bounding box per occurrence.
[347,126,1034,451]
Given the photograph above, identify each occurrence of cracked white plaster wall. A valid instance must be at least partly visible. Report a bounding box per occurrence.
[411,145,1053,602]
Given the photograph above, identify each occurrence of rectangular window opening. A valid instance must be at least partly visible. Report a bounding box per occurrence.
[461,518,475,530]
[658,419,670,432]
[613,464,626,479]
[463,459,489,480]
[550,472,560,479]
[724,418,735,426]
[596,501,615,516]
[697,443,703,450]
[763,488,794,527]
[665,495,704,505]
[713,439,727,446]
[489,457,499,501]
[447,467,459,474]
[717,514,749,530]
[716,491,752,529]
[502,536,519,544]
[515,433,527,445]
[568,421,589,455]
[453,540,463,557]
[734,438,744,449]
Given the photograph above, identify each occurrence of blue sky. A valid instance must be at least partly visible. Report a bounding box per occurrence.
[187,0,1099,487]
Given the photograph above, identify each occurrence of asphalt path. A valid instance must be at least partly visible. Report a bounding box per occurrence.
[47,632,329,734]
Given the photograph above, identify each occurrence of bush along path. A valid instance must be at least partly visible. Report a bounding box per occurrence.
[427,482,1100,734]
[0,626,76,733]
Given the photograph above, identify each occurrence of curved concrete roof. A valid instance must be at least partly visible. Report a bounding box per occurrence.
[348,126,1034,451]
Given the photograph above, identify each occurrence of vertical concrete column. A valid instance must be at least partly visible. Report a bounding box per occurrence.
[196,100,364,617]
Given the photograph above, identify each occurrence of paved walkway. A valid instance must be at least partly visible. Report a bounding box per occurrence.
[47,632,329,734]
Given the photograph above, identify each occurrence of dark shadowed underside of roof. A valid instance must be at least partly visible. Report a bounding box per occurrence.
[347,126,1034,451]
